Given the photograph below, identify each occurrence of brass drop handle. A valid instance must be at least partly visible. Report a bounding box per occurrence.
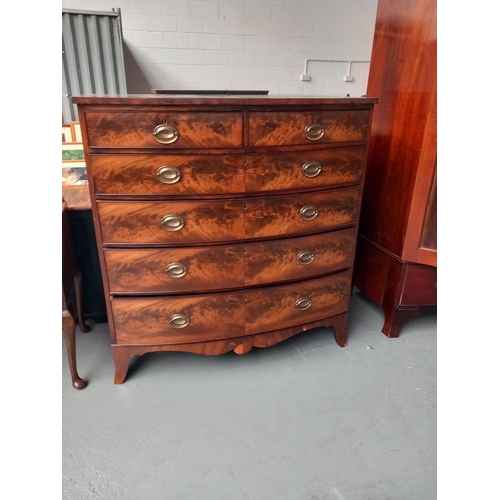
[161,214,185,231]
[169,313,190,328]
[296,250,315,265]
[300,204,319,221]
[156,166,181,184]
[295,296,313,311]
[304,122,325,141]
[153,122,179,144]
[164,262,188,278]
[302,161,322,178]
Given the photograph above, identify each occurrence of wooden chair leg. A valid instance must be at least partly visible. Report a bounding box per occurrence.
[74,270,90,333]
[62,312,87,390]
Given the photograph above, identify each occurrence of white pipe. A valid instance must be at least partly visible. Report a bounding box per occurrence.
[304,58,370,79]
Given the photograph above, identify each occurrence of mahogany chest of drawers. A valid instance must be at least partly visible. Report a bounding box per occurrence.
[74,95,377,384]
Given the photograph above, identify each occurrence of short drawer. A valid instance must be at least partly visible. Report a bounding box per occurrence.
[104,227,357,293]
[245,270,351,334]
[248,110,370,146]
[91,154,246,195]
[245,147,366,193]
[84,111,243,148]
[98,187,362,245]
[112,292,246,345]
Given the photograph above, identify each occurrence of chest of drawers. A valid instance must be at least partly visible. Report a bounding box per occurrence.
[74,95,377,384]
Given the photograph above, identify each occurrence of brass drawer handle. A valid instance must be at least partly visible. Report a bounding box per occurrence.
[169,313,190,328]
[302,160,322,178]
[295,296,313,311]
[161,214,185,231]
[153,122,179,144]
[304,122,325,141]
[300,204,319,221]
[296,250,315,265]
[156,166,181,184]
[164,262,188,278]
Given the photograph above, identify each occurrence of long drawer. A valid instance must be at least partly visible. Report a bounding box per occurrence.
[112,271,351,345]
[90,147,366,196]
[98,186,362,245]
[105,227,357,293]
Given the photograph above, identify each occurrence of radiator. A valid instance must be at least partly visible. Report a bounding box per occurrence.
[62,8,127,123]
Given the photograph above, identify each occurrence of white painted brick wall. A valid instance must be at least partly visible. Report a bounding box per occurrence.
[62,0,378,96]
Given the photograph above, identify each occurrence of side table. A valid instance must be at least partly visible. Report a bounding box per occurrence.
[62,197,90,389]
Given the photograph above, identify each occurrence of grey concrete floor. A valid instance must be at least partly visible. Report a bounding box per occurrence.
[62,291,437,500]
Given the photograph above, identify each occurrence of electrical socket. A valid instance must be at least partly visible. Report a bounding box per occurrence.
[301,74,311,81]
[343,75,354,82]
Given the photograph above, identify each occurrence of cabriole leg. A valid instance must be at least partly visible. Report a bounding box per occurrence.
[62,312,87,390]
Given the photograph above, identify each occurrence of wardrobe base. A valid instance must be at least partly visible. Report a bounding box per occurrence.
[353,237,437,338]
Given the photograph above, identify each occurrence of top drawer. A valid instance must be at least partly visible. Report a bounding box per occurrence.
[248,110,370,147]
[84,111,243,149]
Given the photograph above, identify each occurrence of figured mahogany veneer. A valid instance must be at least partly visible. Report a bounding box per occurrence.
[245,147,366,193]
[85,111,243,148]
[248,110,370,146]
[91,147,366,196]
[92,154,246,195]
[98,187,362,245]
[105,228,357,294]
[112,271,351,345]
[74,95,377,383]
